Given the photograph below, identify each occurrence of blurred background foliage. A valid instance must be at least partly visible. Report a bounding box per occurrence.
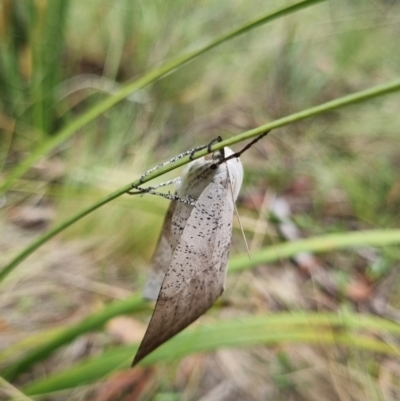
[1,0,400,400]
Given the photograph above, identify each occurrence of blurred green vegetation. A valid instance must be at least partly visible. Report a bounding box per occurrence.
[1,0,400,399]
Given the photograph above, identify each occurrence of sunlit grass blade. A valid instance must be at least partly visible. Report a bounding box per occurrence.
[0,327,64,362]
[0,0,326,195]
[4,229,400,380]
[22,312,400,395]
[1,295,148,381]
[229,229,400,272]
[1,77,400,283]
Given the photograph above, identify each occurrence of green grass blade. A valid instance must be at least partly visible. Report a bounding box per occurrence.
[0,327,64,361]
[23,346,137,396]
[229,229,400,272]
[5,229,400,380]
[0,184,132,283]
[1,295,148,380]
[215,78,400,153]
[23,312,400,395]
[0,0,326,194]
[1,77,400,283]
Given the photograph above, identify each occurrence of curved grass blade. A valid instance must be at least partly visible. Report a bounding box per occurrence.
[229,229,400,272]
[5,229,400,380]
[1,295,148,381]
[1,78,400,283]
[0,0,326,195]
[23,312,400,395]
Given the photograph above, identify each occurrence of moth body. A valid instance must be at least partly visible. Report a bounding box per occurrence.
[177,147,243,201]
[134,147,243,366]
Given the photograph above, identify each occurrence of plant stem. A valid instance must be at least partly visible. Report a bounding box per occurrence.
[1,77,400,282]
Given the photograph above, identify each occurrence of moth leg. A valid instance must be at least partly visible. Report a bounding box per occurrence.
[128,177,180,196]
[139,146,209,183]
[128,178,181,195]
[129,184,196,205]
[139,153,193,183]
[189,135,223,160]
[208,136,223,152]
[139,137,225,183]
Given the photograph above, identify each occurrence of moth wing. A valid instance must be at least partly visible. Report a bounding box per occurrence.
[169,201,194,252]
[142,201,176,301]
[132,178,234,366]
[144,197,196,300]
[209,180,234,294]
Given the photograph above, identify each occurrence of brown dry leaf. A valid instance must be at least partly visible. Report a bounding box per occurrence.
[92,368,153,401]
[106,316,146,344]
[344,278,372,302]
[0,318,10,332]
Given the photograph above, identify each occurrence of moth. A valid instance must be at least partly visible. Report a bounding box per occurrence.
[131,133,269,366]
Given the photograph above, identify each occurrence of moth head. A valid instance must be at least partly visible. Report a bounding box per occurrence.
[179,147,243,200]
[212,147,244,201]
[207,149,224,170]
[179,154,218,198]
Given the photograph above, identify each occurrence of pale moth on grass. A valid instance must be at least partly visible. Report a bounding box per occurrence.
[130,133,269,366]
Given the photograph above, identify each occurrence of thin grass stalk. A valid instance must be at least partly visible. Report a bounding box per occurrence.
[1,295,148,380]
[1,77,400,282]
[229,229,400,272]
[0,0,326,194]
[4,229,400,379]
[22,312,400,395]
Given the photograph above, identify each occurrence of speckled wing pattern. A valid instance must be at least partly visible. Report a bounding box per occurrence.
[132,176,233,366]
[142,201,176,301]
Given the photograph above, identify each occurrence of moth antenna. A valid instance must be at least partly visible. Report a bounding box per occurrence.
[218,130,271,165]
[216,130,270,258]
